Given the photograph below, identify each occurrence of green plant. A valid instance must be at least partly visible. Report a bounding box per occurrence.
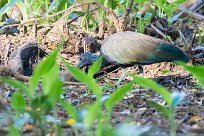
[178,62,204,88]
[0,47,65,135]
[131,74,185,136]
[137,12,152,33]
[0,0,74,23]
[154,0,187,25]
[63,56,134,134]
[0,45,136,135]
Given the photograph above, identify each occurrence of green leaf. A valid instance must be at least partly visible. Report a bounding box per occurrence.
[41,62,61,94]
[11,91,26,112]
[88,56,103,77]
[62,58,102,99]
[173,0,187,5]
[138,17,144,33]
[84,101,101,128]
[9,126,21,136]
[104,0,119,10]
[154,0,165,8]
[177,62,204,88]
[0,77,31,98]
[47,79,63,104]
[31,95,53,112]
[86,14,97,30]
[147,100,171,118]
[160,69,169,74]
[105,82,134,111]
[132,74,172,106]
[29,48,59,93]
[96,122,114,136]
[59,99,77,119]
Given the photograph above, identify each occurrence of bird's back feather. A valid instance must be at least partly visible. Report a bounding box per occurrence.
[101,31,189,65]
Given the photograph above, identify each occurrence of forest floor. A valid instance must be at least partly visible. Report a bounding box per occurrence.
[1,1,204,136]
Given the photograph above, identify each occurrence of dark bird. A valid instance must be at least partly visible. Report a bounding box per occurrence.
[77,31,189,85]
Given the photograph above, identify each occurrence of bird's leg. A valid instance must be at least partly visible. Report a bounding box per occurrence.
[138,65,144,76]
[116,68,127,86]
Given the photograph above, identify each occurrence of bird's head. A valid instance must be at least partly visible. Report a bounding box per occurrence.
[76,52,99,70]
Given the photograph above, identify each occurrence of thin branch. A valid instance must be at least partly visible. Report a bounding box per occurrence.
[151,24,174,44]
[1,2,96,29]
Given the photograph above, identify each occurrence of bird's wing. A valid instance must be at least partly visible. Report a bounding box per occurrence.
[137,44,187,65]
[101,31,170,65]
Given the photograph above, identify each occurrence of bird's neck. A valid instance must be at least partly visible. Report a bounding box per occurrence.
[100,56,110,68]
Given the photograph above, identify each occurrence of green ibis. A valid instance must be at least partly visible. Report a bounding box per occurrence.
[77,31,189,85]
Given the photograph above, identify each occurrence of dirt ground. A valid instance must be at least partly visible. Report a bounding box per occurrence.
[1,1,204,135]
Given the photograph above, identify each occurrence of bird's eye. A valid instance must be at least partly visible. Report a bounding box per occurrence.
[79,58,82,61]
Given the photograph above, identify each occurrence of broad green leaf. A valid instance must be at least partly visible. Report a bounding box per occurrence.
[132,75,172,106]
[41,62,60,94]
[96,122,114,136]
[63,58,102,99]
[57,0,68,11]
[27,110,42,121]
[177,62,204,88]
[88,56,103,77]
[105,82,134,111]
[11,91,26,112]
[31,95,53,112]
[47,79,63,104]
[29,48,59,93]
[154,0,165,8]
[0,77,31,98]
[59,99,77,119]
[84,101,101,128]
[48,0,69,13]
[9,126,21,136]
[147,100,171,118]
